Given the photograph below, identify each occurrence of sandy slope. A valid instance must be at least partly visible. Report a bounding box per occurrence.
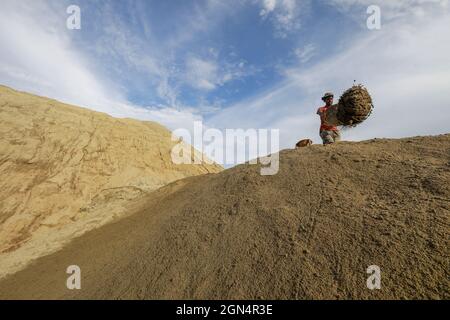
[0,85,221,279]
[0,134,448,299]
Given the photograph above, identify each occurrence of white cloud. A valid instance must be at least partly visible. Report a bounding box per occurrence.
[0,1,117,112]
[119,104,203,132]
[208,7,450,153]
[91,1,251,106]
[89,3,180,107]
[0,0,200,132]
[260,0,278,16]
[294,44,316,63]
[184,55,248,92]
[2,0,448,168]
[258,0,307,37]
[329,0,449,21]
[185,57,219,91]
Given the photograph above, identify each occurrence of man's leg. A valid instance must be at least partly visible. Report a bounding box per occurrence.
[333,130,341,142]
[320,130,334,145]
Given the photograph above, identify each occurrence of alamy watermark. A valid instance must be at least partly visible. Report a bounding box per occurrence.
[367,5,381,30]
[66,5,81,30]
[66,265,81,290]
[63,262,381,291]
[366,265,381,290]
[171,121,279,175]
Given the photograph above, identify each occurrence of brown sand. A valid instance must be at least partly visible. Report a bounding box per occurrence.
[0,134,448,299]
[0,85,221,279]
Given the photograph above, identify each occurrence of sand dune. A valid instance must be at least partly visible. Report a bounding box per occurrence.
[0,85,221,279]
[0,133,448,299]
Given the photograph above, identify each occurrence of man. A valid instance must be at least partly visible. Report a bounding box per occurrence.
[316,92,341,145]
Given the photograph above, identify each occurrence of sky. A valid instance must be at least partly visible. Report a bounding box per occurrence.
[1,0,449,165]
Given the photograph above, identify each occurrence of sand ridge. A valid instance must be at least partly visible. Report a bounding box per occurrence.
[0,85,221,279]
[0,133,448,299]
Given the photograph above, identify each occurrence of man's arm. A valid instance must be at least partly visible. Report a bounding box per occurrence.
[317,107,327,124]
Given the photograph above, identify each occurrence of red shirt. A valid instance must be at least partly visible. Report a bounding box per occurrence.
[317,105,338,131]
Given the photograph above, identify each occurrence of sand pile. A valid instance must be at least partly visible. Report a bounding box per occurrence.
[0,85,221,278]
[0,134,448,299]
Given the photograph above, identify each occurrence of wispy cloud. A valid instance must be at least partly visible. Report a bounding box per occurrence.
[294,43,316,64]
[260,0,278,16]
[0,0,256,131]
[184,54,248,92]
[209,3,450,150]
[329,0,449,21]
[185,57,221,91]
[0,0,203,131]
[258,0,308,37]
[0,1,118,112]
[1,0,449,167]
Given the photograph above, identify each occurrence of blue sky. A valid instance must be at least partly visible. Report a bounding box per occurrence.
[1,0,450,164]
[68,0,360,110]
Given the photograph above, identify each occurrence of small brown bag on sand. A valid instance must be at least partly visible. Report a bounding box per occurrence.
[296,139,313,148]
